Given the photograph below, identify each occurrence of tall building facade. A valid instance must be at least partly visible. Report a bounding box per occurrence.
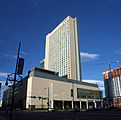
[45,16,81,81]
[103,66,121,106]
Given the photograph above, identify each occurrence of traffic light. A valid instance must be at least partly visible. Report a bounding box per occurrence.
[31,96,36,99]
[71,89,73,97]
[38,97,42,100]
[47,102,50,106]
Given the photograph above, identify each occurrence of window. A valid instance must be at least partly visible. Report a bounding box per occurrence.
[77,88,102,99]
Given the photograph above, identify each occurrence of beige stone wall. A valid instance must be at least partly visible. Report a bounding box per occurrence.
[69,17,77,80]
[26,77,33,108]
[45,35,50,70]
[26,76,102,109]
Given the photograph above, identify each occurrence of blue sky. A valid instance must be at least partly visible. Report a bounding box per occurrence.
[0,0,121,101]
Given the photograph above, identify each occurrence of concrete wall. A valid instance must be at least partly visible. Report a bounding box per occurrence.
[26,76,102,109]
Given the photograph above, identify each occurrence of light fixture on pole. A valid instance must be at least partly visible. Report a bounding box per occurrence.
[5,42,24,120]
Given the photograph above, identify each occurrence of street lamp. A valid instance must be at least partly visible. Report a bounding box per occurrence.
[5,42,24,120]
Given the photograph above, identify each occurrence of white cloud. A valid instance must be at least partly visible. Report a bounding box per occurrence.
[115,48,121,55]
[0,53,16,59]
[0,80,6,86]
[0,51,26,59]
[99,86,105,91]
[2,53,10,57]
[82,79,104,90]
[80,52,99,62]
[0,72,9,78]
[20,51,27,55]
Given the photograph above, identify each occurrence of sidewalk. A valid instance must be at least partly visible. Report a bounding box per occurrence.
[0,115,9,120]
[0,110,9,120]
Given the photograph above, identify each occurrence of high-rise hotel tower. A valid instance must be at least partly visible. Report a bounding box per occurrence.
[45,16,81,81]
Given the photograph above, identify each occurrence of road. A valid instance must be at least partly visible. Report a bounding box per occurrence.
[0,110,121,120]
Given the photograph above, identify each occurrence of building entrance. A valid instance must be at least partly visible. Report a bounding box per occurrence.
[74,101,80,108]
[81,101,86,110]
[54,100,62,110]
[64,101,72,110]
[88,101,94,109]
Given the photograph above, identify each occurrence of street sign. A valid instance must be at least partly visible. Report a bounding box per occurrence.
[17,58,24,75]
[42,98,47,100]
[31,96,36,99]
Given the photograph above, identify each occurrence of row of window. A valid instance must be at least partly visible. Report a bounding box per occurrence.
[77,88,102,99]
[112,77,121,96]
[47,19,71,79]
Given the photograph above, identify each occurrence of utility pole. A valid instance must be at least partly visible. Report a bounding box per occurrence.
[10,42,21,120]
[0,82,2,99]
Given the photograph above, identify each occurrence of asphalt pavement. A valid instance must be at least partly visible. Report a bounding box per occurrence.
[0,110,121,120]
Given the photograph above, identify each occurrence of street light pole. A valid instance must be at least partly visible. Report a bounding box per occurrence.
[10,42,21,120]
[0,82,1,99]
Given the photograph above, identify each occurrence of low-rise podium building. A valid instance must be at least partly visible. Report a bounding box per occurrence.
[3,67,102,110]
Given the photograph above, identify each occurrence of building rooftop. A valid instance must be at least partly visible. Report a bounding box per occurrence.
[29,67,98,88]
